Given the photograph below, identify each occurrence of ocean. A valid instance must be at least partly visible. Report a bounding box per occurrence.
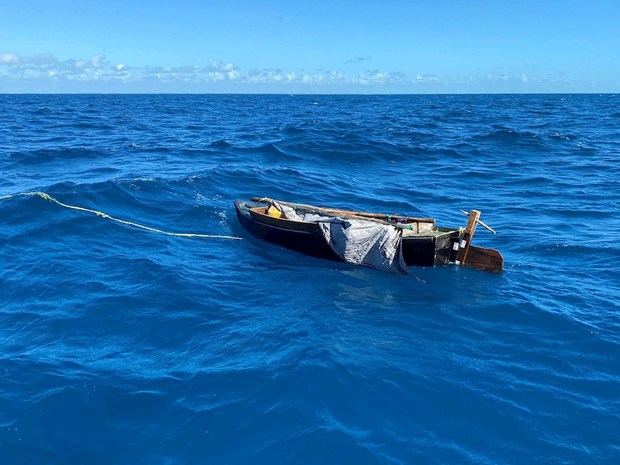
[1,94,619,464]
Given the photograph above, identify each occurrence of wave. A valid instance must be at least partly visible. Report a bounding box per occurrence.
[6,147,108,165]
[208,138,234,149]
[473,127,543,146]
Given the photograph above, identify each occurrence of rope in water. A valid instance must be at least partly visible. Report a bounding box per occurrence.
[0,191,243,240]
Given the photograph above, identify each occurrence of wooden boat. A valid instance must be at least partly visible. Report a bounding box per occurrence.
[234,197,503,272]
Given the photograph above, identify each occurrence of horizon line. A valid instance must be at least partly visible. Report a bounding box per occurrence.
[1,91,618,96]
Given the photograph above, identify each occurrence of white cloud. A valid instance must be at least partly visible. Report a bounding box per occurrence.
[90,54,105,67]
[0,53,20,64]
[416,73,440,83]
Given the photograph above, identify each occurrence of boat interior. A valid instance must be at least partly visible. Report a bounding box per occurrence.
[245,199,458,237]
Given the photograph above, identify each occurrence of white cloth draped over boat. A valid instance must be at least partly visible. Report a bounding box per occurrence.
[279,204,407,273]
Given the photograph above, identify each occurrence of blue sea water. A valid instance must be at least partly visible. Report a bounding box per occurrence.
[0,94,619,464]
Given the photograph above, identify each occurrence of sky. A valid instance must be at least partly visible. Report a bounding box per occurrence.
[1,0,619,93]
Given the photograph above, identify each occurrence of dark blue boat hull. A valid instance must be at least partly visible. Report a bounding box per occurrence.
[234,201,458,267]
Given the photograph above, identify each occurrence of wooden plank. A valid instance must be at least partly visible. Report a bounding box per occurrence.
[457,209,480,265]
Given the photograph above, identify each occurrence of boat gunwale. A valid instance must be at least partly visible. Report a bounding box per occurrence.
[250,197,437,224]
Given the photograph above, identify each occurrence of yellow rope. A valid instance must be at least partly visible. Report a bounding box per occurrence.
[0,191,243,240]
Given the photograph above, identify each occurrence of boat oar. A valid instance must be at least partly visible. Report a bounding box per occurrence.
[459,209,496,234]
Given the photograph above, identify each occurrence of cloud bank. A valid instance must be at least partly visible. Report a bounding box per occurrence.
[0,53,409,92]
[0,52,596,93]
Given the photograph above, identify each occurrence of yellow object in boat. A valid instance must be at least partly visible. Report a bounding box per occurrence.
[267,205,283,218]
